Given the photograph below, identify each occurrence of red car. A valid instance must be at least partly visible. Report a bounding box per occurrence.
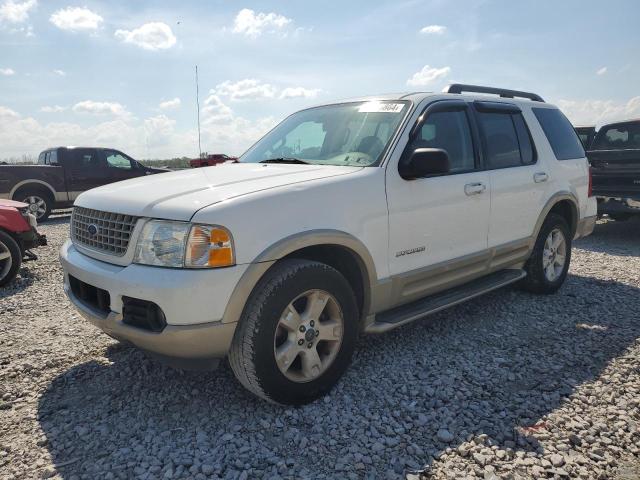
[189,154,237,168]
[0,199,47,286]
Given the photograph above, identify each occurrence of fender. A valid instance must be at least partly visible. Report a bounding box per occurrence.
[10,179,59,202]
[532,191,579,240]
[221,230,381,325]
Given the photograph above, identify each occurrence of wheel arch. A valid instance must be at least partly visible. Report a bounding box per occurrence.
[221,230,378,326]
[11,180,56,201]
[533,193,579,240]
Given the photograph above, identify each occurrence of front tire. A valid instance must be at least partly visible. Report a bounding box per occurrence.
[0,231,22,287]
[520,213,571,294]
[229,259,358,405]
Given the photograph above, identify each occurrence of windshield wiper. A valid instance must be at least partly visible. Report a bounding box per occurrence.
[259,157,310,165]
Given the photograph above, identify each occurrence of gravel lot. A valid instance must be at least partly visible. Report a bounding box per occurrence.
[1,213,639,480]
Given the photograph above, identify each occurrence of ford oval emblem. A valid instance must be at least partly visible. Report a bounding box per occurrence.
[87,224,98,236]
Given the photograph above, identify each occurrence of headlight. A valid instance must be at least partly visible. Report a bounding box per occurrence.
[134,220,235,268]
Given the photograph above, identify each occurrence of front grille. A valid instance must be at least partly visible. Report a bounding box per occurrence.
[69,275,111,315]
[72,207,138,256]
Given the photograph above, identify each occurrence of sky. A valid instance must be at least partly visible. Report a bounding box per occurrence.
[0,0,639,160]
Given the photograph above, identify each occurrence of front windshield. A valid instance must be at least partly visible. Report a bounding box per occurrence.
[239,100,410,166]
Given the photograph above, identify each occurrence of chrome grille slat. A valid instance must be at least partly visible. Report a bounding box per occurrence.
[71,207,138,256]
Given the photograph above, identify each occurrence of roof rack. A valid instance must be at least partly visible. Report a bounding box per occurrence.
[443,84,545,102]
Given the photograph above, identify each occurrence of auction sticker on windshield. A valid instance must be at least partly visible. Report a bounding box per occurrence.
[358,102,405,113]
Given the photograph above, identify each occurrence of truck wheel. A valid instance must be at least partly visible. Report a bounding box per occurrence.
[17,190,52,222]
[0,230,22,287]
[229,259,358,405]
[520,213,571,294]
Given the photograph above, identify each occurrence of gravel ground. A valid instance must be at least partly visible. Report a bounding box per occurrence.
[1,213,639,480]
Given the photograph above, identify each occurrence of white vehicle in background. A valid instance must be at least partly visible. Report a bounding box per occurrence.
[60,84,596,405]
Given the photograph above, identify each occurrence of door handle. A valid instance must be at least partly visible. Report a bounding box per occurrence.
[464,182,486,196]
[533,172,548,183]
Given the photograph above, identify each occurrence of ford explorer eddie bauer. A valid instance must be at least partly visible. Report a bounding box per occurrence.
[60,84,597,405]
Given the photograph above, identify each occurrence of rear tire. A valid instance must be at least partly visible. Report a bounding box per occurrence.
[229,259,358,405]
[520,213,571,294]
[16,189,53,222]
[0,230,22,287]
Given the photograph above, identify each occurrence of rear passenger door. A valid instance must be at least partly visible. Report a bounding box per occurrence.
[474,102,546,247]
[64,148,106,198]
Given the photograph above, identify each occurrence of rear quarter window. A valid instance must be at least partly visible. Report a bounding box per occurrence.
[532,108,585,160]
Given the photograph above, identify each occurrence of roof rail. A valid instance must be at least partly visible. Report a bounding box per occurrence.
[443,84,545,102]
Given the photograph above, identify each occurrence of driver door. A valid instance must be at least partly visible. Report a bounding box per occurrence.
[386,100,491,302]
[100,150,145,184]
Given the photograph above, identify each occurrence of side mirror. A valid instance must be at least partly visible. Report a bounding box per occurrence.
[399,148,450,179]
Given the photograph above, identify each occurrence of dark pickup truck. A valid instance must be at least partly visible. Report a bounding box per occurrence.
[587,120,640,220]
[0,147,166,221]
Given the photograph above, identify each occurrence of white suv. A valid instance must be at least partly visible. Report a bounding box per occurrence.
[60,84,596,405]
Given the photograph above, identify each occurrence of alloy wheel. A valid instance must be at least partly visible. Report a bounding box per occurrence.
[22,195,47,220]
[542,228,567,282]
[0,240,13,282]
[273,289,344,383]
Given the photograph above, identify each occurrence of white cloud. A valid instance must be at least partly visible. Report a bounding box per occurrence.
[49,6,102,32]
[0,99,276,160]
[53,69,65,76]
[596,66,607,76]
[159,97,181,110]
[279,87,322,99]
[201,94,233,124]
[0,105,18,117]
[214,79,277,101]
[40,105,66,113]
[115,22,176,50]
[420,25,446,35]
[232,8,291,38]
[0,0,36,24]
[0,67,15,76]
[407,65,451,87]
[556,97,640,126]
[72,100,129,116]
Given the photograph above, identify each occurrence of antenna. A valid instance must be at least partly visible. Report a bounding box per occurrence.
[195,65,202,158]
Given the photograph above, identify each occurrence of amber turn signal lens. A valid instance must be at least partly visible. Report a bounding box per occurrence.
[185,225,235,268]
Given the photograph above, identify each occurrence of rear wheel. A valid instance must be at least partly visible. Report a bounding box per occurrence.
[0,230,21,287]
[229,259,358,405]
[520,213,571,294]
[17,190,52,222]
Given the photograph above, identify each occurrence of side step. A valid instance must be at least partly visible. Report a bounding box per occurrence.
[365,269,526,334]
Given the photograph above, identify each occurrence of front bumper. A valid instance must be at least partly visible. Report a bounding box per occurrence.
[60,240,246,368]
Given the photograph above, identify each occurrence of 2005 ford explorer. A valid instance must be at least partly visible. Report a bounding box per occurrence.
[60,85,597,405]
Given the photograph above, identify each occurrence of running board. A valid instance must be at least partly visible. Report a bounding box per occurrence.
[365,269,526,334]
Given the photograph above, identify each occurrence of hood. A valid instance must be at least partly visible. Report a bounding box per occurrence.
[0,199,28,209]
[75,163,362,220]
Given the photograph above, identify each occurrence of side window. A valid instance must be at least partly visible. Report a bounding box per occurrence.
[49,150,58,165]
[38,152,46,165]
[70,149,102,170]
[512,114,535,165]
[105,151,133,170]
[477,112,522,168]
[532,108,585,159]
[411,110,476,173]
